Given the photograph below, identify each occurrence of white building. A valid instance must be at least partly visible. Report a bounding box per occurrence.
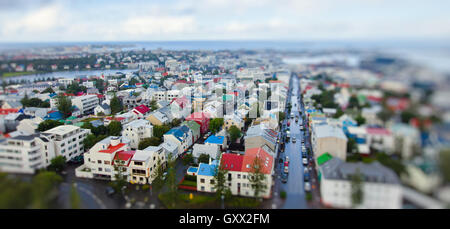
[0,134,46,174]
[122,119,153,149]
[43,125,91,161]
[319,157,402,209]
[71,94,99,115]
[129,146,166,184]
[192,143,220,162]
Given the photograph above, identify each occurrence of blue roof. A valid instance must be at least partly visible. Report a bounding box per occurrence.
[205,135,225,144]
[90,119,104,128]
[44,111,63,120]
[166,126,189,142]
[197,163,217,177]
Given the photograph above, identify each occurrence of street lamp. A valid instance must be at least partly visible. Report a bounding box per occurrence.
[221,194,225,209]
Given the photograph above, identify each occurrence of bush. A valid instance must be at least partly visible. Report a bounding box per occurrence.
[184,175,197,182]
[142,184,150,191]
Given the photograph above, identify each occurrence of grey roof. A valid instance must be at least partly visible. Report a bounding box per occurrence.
[320,157,400,184]
[10,133,39,141]
[314,124,347,140]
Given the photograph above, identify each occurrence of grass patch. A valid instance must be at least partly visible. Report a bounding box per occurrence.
[179,180,197,187]
[280,191,287,199]
[158,192,217,209]
[225,197,261,208]
[1,71,37,78]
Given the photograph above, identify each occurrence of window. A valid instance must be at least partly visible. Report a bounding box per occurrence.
[104,161,110,165]
[210,179,215,184]
[200,178,205,183]
[98,167,103,171]
[98,160,102,164]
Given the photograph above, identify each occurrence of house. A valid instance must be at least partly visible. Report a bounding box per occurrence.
[22,107,51,119]
[163,125,193,156]
[220,147,274,198]
[94,103,111,116]
[196,160,219,193]
[223,114,244,130]
[319,157,402,209]
[76,136,131,180]
[170,96,190,119]
[129,146,167,184]
[122,119,153,149]
[312,124,348,161]
[389,123,421,159]
[186,112,210,134]
[71,94,99,115]
[366,127,395,153]
[182,120,201,143]
[160,140,179,159]
[244,124,278,152]
[43,125,91,161]
[132,104,151,119]
[2,101,22,110]
[204,135,226,151]
[4,113,32,133]
[192,143,220,162]
[147,110,170,126]
[17,117,43,134]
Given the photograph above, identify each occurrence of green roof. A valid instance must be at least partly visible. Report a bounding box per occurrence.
[317,153,333,166]
[67,116,77,120]
[182,120,200,134]
[73,122,85,127]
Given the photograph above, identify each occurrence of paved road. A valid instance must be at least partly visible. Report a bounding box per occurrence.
[280,74,308,209]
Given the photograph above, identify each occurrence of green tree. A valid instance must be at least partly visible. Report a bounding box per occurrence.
[198,154,210,164]
[351,168,364,208]
[57,95,73,118]
[153,125,171,139]
[70,183,81,209]
[401,110,416,124]
[171,118,181,128]
[109,158,128,195]
[83,134,107,150]
[248,156,267,199]
[166,154,179,208]
[150,99,158,111]
[107,121,122,136]
[355,115,366,126]
[333,108,344,118]
[347,138,358,154]
[277,112,285,122]
[377,108,394,124]
[209,118,224,134]
[150,158,166,193]
[110,95,123,114]
[439,149,450,183]
[41,87,55,94]
[138,137,161,150]
[182,153,194,165]
[213,156,230,200]
[228,125,241,143]
[37,120,64,132]
[31,171,63,209]
[48,156,66,172]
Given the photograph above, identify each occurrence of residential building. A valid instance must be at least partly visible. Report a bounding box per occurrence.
[71,94,99,115]
[122,119,153,149]
[312,124,348,161]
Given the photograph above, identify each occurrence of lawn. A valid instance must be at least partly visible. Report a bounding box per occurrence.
[158,193,218,209]
[1,71,37,78]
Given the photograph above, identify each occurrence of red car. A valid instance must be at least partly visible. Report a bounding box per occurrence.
[287,121,290,127]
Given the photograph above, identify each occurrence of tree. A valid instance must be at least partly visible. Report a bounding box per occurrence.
[171,118,181,128]
[31,171,63,209]
[401,110,416,124]
[182,153,194,165]
[138,137,161,150]
[377,108,394,124]
[57,96,73,118]
[213,157,231,200]
[248,156,267,199]
[439,149,450,183]
[198,154,210,164]
[48,156,66,172]
[348,95,360,109]
[209,118,224,134]
[37,120,64,132]
[41,87,55,94]
[109,158,128,195]
[150,158,166,193]
[228,125,241,143]
[150,99,158,111]
[107,121,122,136]
[347,138,358,154]
[333,108,344,118]
[70,183,81,209]
[83,134,107,150]
[277,112,285,122]
[351,168,364,208]
[110,95,123,114]
[355,115,366,126]
[166,153,179,208]
[153,125,171,139]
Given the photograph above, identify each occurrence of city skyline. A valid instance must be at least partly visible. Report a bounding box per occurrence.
[0,0,449,42]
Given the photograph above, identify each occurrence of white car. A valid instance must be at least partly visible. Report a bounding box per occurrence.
[304,167,309,173]
[285,156,289,163]
[302,158,308,165]
[304,182,311,192]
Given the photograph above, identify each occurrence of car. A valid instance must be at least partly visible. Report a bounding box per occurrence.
[302,157,308,165]
[281,173,288,183]
[284,166,289,174]
[304,182,311,192]
[285,156,289,163]
[105,186,115,196]
[302,152,307,158]
[292,137,296,143]
[295,118,298,123]
[304,167,309,173]
[304,172,310,181]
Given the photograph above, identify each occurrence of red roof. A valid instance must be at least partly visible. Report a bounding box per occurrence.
[133,105,150,114]
[366,128,391,136]
[186,112,210,121]
[221,153,244,172]
[162,72,169,76]
[99,143,126,154]
[241,148,273,174]
[106,117,125,121]
[114,150,135,162]
[0,108,19,115]
[172,96,188,109]
[175,79,187,84]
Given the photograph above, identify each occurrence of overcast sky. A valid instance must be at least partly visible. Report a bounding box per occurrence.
[0,0,449,42]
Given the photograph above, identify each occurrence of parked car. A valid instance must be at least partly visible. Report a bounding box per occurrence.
[304,172,310,182]
[304,182,311,192]
[285,156,289,163]
[284,165,289,174]
[292,137,296,143]
[303,157,308,165]
[281,172,288,183]
[304,167,309,174]
[105,186,115,196]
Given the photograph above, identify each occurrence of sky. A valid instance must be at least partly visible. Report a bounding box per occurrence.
[0,0,449,42]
